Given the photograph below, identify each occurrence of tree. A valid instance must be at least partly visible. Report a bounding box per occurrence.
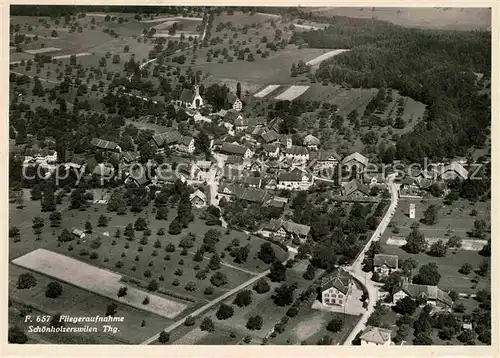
[168,217,183,235]
[394,296,417,315]
[413,332,433,345]
[253,278,270,294]
[216,303,234,320]
[478,260,489,277]
[459,263,473,275]
[471,219,487,239]
[156,206,169,220]
[45,281,63,298]
[51,29,58,37]
[233,290,252,307]
[210,271,228,287]
[208,253,221,270]
[236,82,242,98]
[124,45,129,52]
[158,331,170,343]
[124,223,135,239]
[99,56,107,67]
[268,260,286,282]
[422,204,439,225]
[457,330,476,345]
[98,214,109,227]
[9,226,20,238]
[193,248,204,262]
[428,240,447,257]
[303,263,316,280]
[404,225,426,253]
[326,317,344,333]
[85,221,93,233]
[8,327,28,344]
[32,216,44,229]
[117,286,128,297]
[112,54,120,64]
[17,273,37,289]
[257,242,276,264]
[184,316,195,326]
[273,283,295,306]
[105,303,118,316]
[200,317,215,332]
[246,315,263,330]
[134,217,148,231]
[412,262,441,285]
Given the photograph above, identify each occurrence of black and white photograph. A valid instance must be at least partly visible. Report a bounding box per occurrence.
[5,3,495,350]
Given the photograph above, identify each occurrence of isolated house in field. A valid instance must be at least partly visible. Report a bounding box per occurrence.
[179,85,204,110]
[303,134,321,151]
[341,179,370,197]
[360,326,392,346]
[321,270,354,309]
[219,142,254,159]
[436,161,469,181]
[277,168,313,191]
[226,92,243,112]
[91,138,121,153]
[392,280,453,310]
[189,189,207,208]
[342,152,369,176]
[71,228,85,239]
[259,219,310,242]
[373,254,399,278]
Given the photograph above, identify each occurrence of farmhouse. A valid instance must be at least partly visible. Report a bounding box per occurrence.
[121,151,140,163]
[277,168,313,191]
[226,92,243,112]
[341,179,370,197]
[189,189,207,208]
[321,270,353,309]
[373,254,399,278]
[91,138,121,152]
[308,149,341,175]
[125,166,151,187]
[71,228,85,239]
[342,152,369,172]
[283,145,309,162]
[258,219,310,241]
[234,116,266,131]
[152,131,195,154]
[303,134,321,151]
[219,142,253,158]
[360,326,392,346]
[392,280,453,309]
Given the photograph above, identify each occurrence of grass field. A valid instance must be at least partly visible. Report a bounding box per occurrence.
[9,264,171,344]
[381,198,491,294]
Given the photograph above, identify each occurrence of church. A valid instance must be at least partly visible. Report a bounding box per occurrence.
[179,84,204,110]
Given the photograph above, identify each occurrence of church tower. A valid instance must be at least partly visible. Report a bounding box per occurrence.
[191,84,204,109]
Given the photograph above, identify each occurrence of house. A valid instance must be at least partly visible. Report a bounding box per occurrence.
[321,270,353,308]
[218,183,270,204]
[258,219,310,241]
[225,155,244,168]
[91,138,121,152]
[234,116,266,132]
[277,168,313,191]
[283,145,309,162]
[122,151,140,163]
[193,112,212,123]
[92,163,115,180]
[71,228,86,239]
[360,326,392,346]
[64,151,86,170]
[303,134,321,151]
[262,143,280,158]
[260,130,279,144]
[219,143,253,159]
[152,131,195,154]
[363,173,386,187]
[175,135,196,154]
[437,161,469,181]
[373,254,399,278]
[226,93,243,112]
[341,179,370,197]
[401,175,421,191]
[125,166,151,186]
[261,175,277,190]
[179,85,204,109]
[308,150,341,176]
[392,280,453,309]
[342,152,369,173]
[189,189,207,208]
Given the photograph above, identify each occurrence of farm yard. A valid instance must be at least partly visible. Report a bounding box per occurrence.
[381,198,491,294]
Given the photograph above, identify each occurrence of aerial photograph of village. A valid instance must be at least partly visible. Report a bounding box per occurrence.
[7,5,492,346]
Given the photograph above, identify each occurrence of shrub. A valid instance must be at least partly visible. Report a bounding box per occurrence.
[17,273,37,289]
[158,331,170,344]
[200,317,215,332]
[45,281,63,298]
[184,316,195,326]
[326,317,344,333]
[172,279,180,286]
[142,296,150,305]
[216,303,234,320]
[204,286,214,295]
[117,286,128,297]
[246,315,263,330]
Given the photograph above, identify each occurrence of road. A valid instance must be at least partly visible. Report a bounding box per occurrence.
[343,173,399,345]
[140,252,293,345]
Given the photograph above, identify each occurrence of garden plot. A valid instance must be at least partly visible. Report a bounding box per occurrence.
[306,49,350,67]
[12,249,187,319]
[274,85,310,101]
[254,85,280,98]
[24,47,61,55]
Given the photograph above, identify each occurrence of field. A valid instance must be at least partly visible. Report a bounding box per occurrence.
[305,7,491,31]
[9,264,171,344]
[253,84,280,98]
[12,249,188,319]
[306,49,350,67]
[381,198,491,294]
[274,85,310,101]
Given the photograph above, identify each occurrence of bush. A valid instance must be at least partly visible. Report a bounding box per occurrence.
[117,286,128,297]
[246,315,263,330]
[216,303,234,320]
[142,296,150,305]
[45,281,63,298]
[200,317,215,332]
[8,326,28,344]
[286,307,299,317]
[326,317,344,333]
[148,280,159,291]
[17,273,37,289]
[233,290,252,307]
[184,316,195,326]
[158,331,170,344]
[210,272,228,287]
[172,279,180,286]
[253,278,270,293]
[204,286,214,295]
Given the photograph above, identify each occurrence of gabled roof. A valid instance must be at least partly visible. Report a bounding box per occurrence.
[220,142,248,156]
[321,270,352,294]
[373,254,398,269]
[360,326,392,345]
[284,145,308,156]
[262,143,279,152]
[129,166,150,185]
[180,88,194,103]
[190,189,206,202]
[303,134,320,146]
[310,149,341,162]
[397,282,453,307]
[363,172,386,184]
[71,228,85,236]
[342,152,369,166]
[152,130,182,147]
[261,130,279,143]
[122,151,140,163]
[263,219,310,237]
[91,138,119,151]
[218,183,269,203]
[342,179,370,196]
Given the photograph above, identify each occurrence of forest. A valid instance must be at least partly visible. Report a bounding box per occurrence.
[290,15,491,163]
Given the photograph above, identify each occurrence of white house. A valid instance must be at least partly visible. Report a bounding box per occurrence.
[277,168,313,191]
[262,143,280,158]
[226,92,243,112]
[24,148,58,164]
[342,152,369,172]
[71,228,86,239]
[321,270,353,309]
[360,326,392,346]
[282,138,309,162]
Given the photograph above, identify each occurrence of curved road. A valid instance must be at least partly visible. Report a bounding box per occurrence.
[343,173,398,345]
